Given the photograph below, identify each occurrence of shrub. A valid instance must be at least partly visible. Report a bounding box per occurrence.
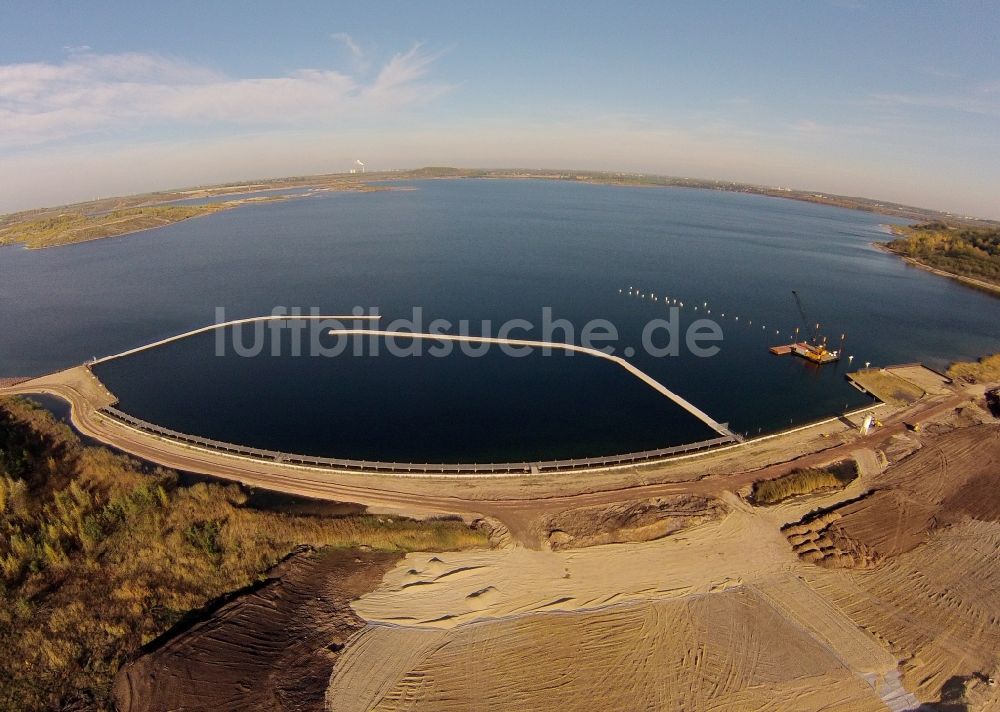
[947,353,1000,384]
[751,461,858,505]
[0,396,487,710]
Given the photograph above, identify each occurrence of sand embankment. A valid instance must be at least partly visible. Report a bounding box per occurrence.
[114,547,400,712]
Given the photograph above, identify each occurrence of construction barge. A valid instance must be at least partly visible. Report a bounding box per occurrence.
[769,341,840,364]
[769,290,842,365]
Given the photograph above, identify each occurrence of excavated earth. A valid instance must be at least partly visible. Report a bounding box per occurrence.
[540,494,728,549]
[113,403,1000,711]
[113,547,401,712]
[784,422,1000,567]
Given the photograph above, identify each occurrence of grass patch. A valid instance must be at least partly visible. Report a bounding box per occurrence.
[0,397,485,710]
[751,461,858,506]
[947,353,1000,385]
[849,369,925,405]
[0,205,228,248]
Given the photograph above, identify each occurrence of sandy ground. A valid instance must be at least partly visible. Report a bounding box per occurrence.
[335,492,906,709]
[332,416,1000,711]
[6,364,1000,710]
[330,589,888,712]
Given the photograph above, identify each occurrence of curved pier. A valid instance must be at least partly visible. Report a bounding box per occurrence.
[58,314,739,472]
[98,405,735,474]
[92,314,382,364]
[327,328,735,439]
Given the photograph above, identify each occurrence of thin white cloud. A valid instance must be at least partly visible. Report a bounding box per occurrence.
[869,84,1000,117]
[786,118,881,138]
[332,32,363,61]
[0,46,451,150]
[919,66,962,80]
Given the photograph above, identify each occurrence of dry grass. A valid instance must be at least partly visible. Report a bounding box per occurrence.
[751,462,858,506]
[0,397,485,711]
[0,205,227,248]
[947,353,1000,384]
[848,369,925,405]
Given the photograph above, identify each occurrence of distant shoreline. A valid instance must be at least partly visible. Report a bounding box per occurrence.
[4,167,997,250]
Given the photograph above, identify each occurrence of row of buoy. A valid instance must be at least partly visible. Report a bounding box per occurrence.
[618,286,871,368]
[620,286,789,335]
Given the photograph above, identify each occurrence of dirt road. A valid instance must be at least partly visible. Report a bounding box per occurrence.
[0,366,969,547]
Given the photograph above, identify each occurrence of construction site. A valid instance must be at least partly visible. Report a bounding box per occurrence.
[5,352,1000,711]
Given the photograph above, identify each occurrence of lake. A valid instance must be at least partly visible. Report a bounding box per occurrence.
[2,179,997,462]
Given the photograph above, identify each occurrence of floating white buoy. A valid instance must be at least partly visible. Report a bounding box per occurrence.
[721,313,725,318]
[848,355,854,363]
[735,316,738,321]
[865,361,871,368]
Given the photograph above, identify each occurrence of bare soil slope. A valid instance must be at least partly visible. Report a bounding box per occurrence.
[114,547,400,712]
[784,423,1000,566]
[539,494,727,549]
[782,422,1000,701]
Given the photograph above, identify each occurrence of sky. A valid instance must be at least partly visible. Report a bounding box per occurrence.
[1,1,998,217]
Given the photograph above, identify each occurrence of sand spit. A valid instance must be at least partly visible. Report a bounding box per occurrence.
[114,548,400,712]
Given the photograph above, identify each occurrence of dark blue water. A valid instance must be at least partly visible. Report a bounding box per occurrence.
[93,328,718,461]
[2,179,998,461]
